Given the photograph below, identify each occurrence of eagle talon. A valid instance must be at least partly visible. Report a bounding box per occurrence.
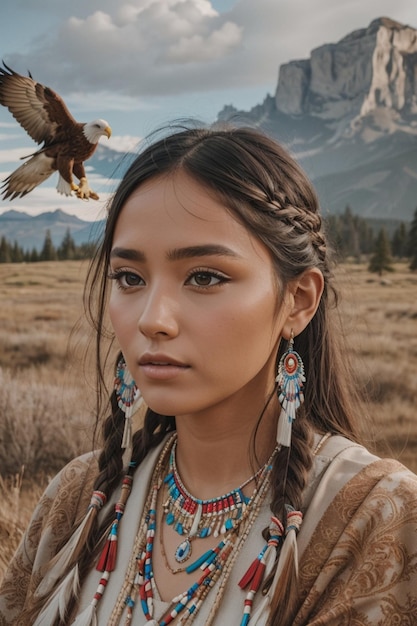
[76,177,99,201]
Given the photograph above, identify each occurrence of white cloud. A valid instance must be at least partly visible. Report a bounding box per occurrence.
[0,146,36,164]
[3,0,243,96]
[167,21,242,62]
[107,134,142,152]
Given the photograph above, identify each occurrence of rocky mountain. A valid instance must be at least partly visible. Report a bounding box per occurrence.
[218,17,417,221]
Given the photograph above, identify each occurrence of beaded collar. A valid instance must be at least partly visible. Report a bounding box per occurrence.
[163,439,267,564]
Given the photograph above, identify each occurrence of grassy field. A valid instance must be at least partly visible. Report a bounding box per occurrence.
[0,259,416,580]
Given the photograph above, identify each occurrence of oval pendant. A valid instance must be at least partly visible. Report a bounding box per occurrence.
[175,538,192,563]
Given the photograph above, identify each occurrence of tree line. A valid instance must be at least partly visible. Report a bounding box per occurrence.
[1,209,417,272]
[326,206,417,273]
[0,228,97,263]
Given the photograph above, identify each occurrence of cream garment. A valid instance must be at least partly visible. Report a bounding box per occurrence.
[73,435,375,625]
[3,435,415,625]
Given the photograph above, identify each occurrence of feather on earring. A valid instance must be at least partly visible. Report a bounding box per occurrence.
[275,332,305,447]
[114,355,143,466]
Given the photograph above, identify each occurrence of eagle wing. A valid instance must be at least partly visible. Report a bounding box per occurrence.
[0,62,77,146]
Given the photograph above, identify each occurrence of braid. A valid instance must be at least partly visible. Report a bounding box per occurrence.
[21,398,176,625]
[266,413,314,626]
[67,409,176,617]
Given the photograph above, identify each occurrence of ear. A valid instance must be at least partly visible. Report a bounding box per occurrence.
[282,268,324,339]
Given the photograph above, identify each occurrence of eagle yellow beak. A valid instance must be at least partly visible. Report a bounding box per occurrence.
[105,126,112,138]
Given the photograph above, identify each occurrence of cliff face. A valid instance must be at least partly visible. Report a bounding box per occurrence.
[217,18,417,219]
[275,18,417,122]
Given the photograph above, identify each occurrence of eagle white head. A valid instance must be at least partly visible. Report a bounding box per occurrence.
[83,119,112,144]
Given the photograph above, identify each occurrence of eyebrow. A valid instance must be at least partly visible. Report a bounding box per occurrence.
[110,244,242,262]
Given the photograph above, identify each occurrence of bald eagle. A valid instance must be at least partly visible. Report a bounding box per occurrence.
[0,63,111,201]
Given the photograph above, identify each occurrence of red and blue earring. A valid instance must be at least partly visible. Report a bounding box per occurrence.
[114,355,143,461]
[276,331,305,447]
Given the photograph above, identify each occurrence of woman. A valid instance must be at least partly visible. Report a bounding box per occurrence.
[1,124,416,625]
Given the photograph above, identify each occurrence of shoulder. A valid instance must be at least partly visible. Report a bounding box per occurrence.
[300,435,417,550]
[0,452,100,623]
[318,434,417,487]
[304,435,417,563]
[296,444,417,624]
[42,451,100,510]
[39,451,100,530]
[23,451,100,560]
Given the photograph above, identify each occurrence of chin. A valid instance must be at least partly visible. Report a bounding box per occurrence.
[143,394,202,419]
[143,394,184,418]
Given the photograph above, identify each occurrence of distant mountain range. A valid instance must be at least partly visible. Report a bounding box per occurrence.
[0,209,104,251]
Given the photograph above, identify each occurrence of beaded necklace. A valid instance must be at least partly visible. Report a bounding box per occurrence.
[106,435,279,626]
[163,439,266,564]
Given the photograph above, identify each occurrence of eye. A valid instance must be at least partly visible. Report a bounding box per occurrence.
[186,270,229,288]
[108,270,143,289]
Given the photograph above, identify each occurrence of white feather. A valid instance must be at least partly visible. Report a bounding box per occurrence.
[82,119,111,144]
[33,565,79,626]
[57,174,73,196]
[71,602,98,626]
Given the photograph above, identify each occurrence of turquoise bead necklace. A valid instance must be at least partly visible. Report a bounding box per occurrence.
[163,439,267,564]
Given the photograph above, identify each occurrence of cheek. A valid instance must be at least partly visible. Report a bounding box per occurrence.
[108,293,134,340]
[207,293,281,358]
[108,294,119,331]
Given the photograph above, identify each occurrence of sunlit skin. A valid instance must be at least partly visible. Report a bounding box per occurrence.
[108,170,323,599]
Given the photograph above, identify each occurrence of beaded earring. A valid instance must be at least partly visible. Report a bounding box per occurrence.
[275,332,306,447]
[114,355,143,463]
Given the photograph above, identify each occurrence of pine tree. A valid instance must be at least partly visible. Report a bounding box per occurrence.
[58,228,76,260]
[29,247,39,263]
[342,206,360,259]
[407,208,417,271]
[391,222,408,258]
[0,236,11,263]
[11,240,24,263]
[368,228,394,276]
[39,229,57,261]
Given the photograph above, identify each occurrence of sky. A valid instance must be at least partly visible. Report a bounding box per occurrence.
[0,0,415,221]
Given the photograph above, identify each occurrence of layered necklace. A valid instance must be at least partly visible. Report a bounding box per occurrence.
[106,434,280,626]
[163,439,267,565]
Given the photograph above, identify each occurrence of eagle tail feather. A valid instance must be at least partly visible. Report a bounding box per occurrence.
[1,153,54,200]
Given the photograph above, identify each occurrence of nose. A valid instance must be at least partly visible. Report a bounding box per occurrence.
[138,285,179,338]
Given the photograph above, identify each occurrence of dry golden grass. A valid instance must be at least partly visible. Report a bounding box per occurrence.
[0,261,97,476]
[0,259,416,582]
[0,472,44,576]
[335,262,417,469]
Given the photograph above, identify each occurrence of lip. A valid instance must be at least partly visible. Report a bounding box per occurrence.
[138,353,190,380]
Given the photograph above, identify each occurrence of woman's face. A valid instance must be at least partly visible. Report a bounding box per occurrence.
[108,171,292,421]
